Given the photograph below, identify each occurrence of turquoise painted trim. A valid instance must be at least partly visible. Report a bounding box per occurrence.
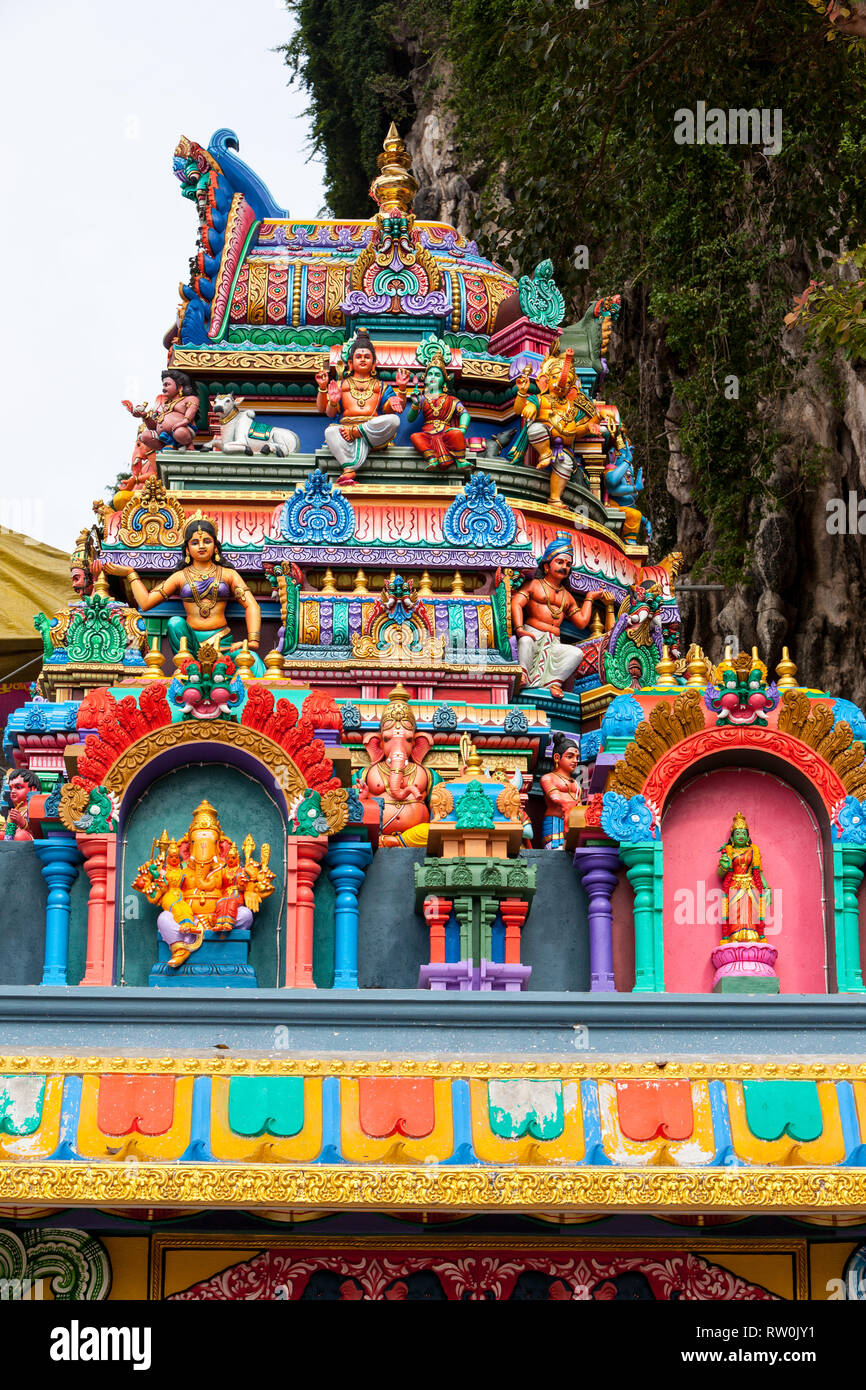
[208,218,260,345]
[832,844,866,992]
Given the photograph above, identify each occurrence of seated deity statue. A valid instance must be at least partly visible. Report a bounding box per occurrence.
[408,351,471,471]
[132,800,275,969]
[357,682,436,846]
[511,535,602,698]
[316,331,411,486]
[506,347,600,502]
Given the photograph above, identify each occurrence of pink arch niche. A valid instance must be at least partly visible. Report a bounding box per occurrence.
[661,767,829,994]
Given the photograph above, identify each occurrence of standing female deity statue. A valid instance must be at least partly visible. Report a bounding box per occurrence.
[717,812,772,942]
[315,331,411,486]
[102,514,265,675]
[539,732,583,849]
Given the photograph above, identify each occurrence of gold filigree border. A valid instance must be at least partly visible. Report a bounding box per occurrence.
[102,723,306,804]
[3,1055,866,1080]
[0,1164,863,1214]
[149,1234,809,1301]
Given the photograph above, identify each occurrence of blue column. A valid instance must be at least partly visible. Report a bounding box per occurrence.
[34,835,83,987]
[325,837,373,990]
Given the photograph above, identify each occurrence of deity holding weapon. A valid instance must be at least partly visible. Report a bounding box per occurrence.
[717,812,772,943]
[510,534,603,698]
[132,800,274,969]
[407,337,471,471]
[505,347,600,503]
[101,513,266,676]
[315,330,411,486]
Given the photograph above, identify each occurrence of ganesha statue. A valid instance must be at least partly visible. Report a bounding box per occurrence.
[132,799,275,980]
[357,682,436,846]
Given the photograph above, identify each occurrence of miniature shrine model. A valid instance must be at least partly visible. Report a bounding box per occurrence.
[2,126,866,1303]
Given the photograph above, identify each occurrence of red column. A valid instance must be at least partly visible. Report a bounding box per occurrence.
[499,898,529,965]
[77,833,118,986]
[284,836,327,988]
[423,896,453,964]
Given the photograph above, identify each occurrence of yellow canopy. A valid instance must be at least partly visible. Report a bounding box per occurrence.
[0,529,71,685]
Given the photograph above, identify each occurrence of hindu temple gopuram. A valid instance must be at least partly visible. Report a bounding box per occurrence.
[2,125,866,1305]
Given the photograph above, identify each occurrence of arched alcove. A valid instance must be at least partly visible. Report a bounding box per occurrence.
[661,767,831,994]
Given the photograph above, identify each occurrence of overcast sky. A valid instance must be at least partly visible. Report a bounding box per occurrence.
[0,0,324,553]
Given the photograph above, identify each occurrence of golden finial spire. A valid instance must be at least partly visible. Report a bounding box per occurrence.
[654,644,679,689]
[369,121,418,215]
[685,644,711,688]
[143,636,167,682]
[234,641,255,684]
[775,646,799,690]
[263,649,286,682]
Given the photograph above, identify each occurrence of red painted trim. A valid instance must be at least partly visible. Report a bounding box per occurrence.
[643,726,847,818]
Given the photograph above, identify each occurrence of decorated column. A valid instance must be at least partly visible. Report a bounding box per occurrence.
[285,838,328,989]
[34,836,83,987]
[77,834,118,987]
[325,836,374,990]
[573,846,620,991]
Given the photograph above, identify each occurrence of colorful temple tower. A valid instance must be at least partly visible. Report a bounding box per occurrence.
[1,127,866,1304]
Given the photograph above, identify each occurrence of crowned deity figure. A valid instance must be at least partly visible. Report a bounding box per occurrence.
[540,732,583,849]
[507,347,600,503]
[132,800,274,968]
[315,331,411,486]
[103,514,265,675]
[511,535,602,698]
[358,682,436,846]
[408,341,471,471]
[717,813,771,943]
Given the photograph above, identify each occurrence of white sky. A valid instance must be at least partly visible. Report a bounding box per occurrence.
[0,0,324,553]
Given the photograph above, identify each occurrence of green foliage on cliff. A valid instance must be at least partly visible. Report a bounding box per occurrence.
[284,0,866,579]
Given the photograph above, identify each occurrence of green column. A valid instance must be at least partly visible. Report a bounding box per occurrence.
[832,844,866,993]
[619,841,664,993]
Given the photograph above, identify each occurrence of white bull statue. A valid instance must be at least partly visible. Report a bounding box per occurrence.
[212,394,300,457]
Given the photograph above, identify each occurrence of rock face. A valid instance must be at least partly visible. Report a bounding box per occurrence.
[403,92,866,705]
[404,58,480,237]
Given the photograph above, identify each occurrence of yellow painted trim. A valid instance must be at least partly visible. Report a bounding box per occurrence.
[209,1077,324,1163]
[76,1076,195,1162]
[0,1164,864,1214]
[469,1077,585,1164]
[4,1057,866,1081]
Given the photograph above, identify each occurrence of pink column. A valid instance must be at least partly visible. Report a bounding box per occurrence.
[284,836,327,988]
[77,833,118,986]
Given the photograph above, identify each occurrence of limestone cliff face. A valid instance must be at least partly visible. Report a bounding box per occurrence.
[403,57,479,237]
[404,96,866,703]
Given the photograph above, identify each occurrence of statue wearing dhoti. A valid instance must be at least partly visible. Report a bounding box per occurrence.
[511,535,602,699]
[315,330,410,486]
